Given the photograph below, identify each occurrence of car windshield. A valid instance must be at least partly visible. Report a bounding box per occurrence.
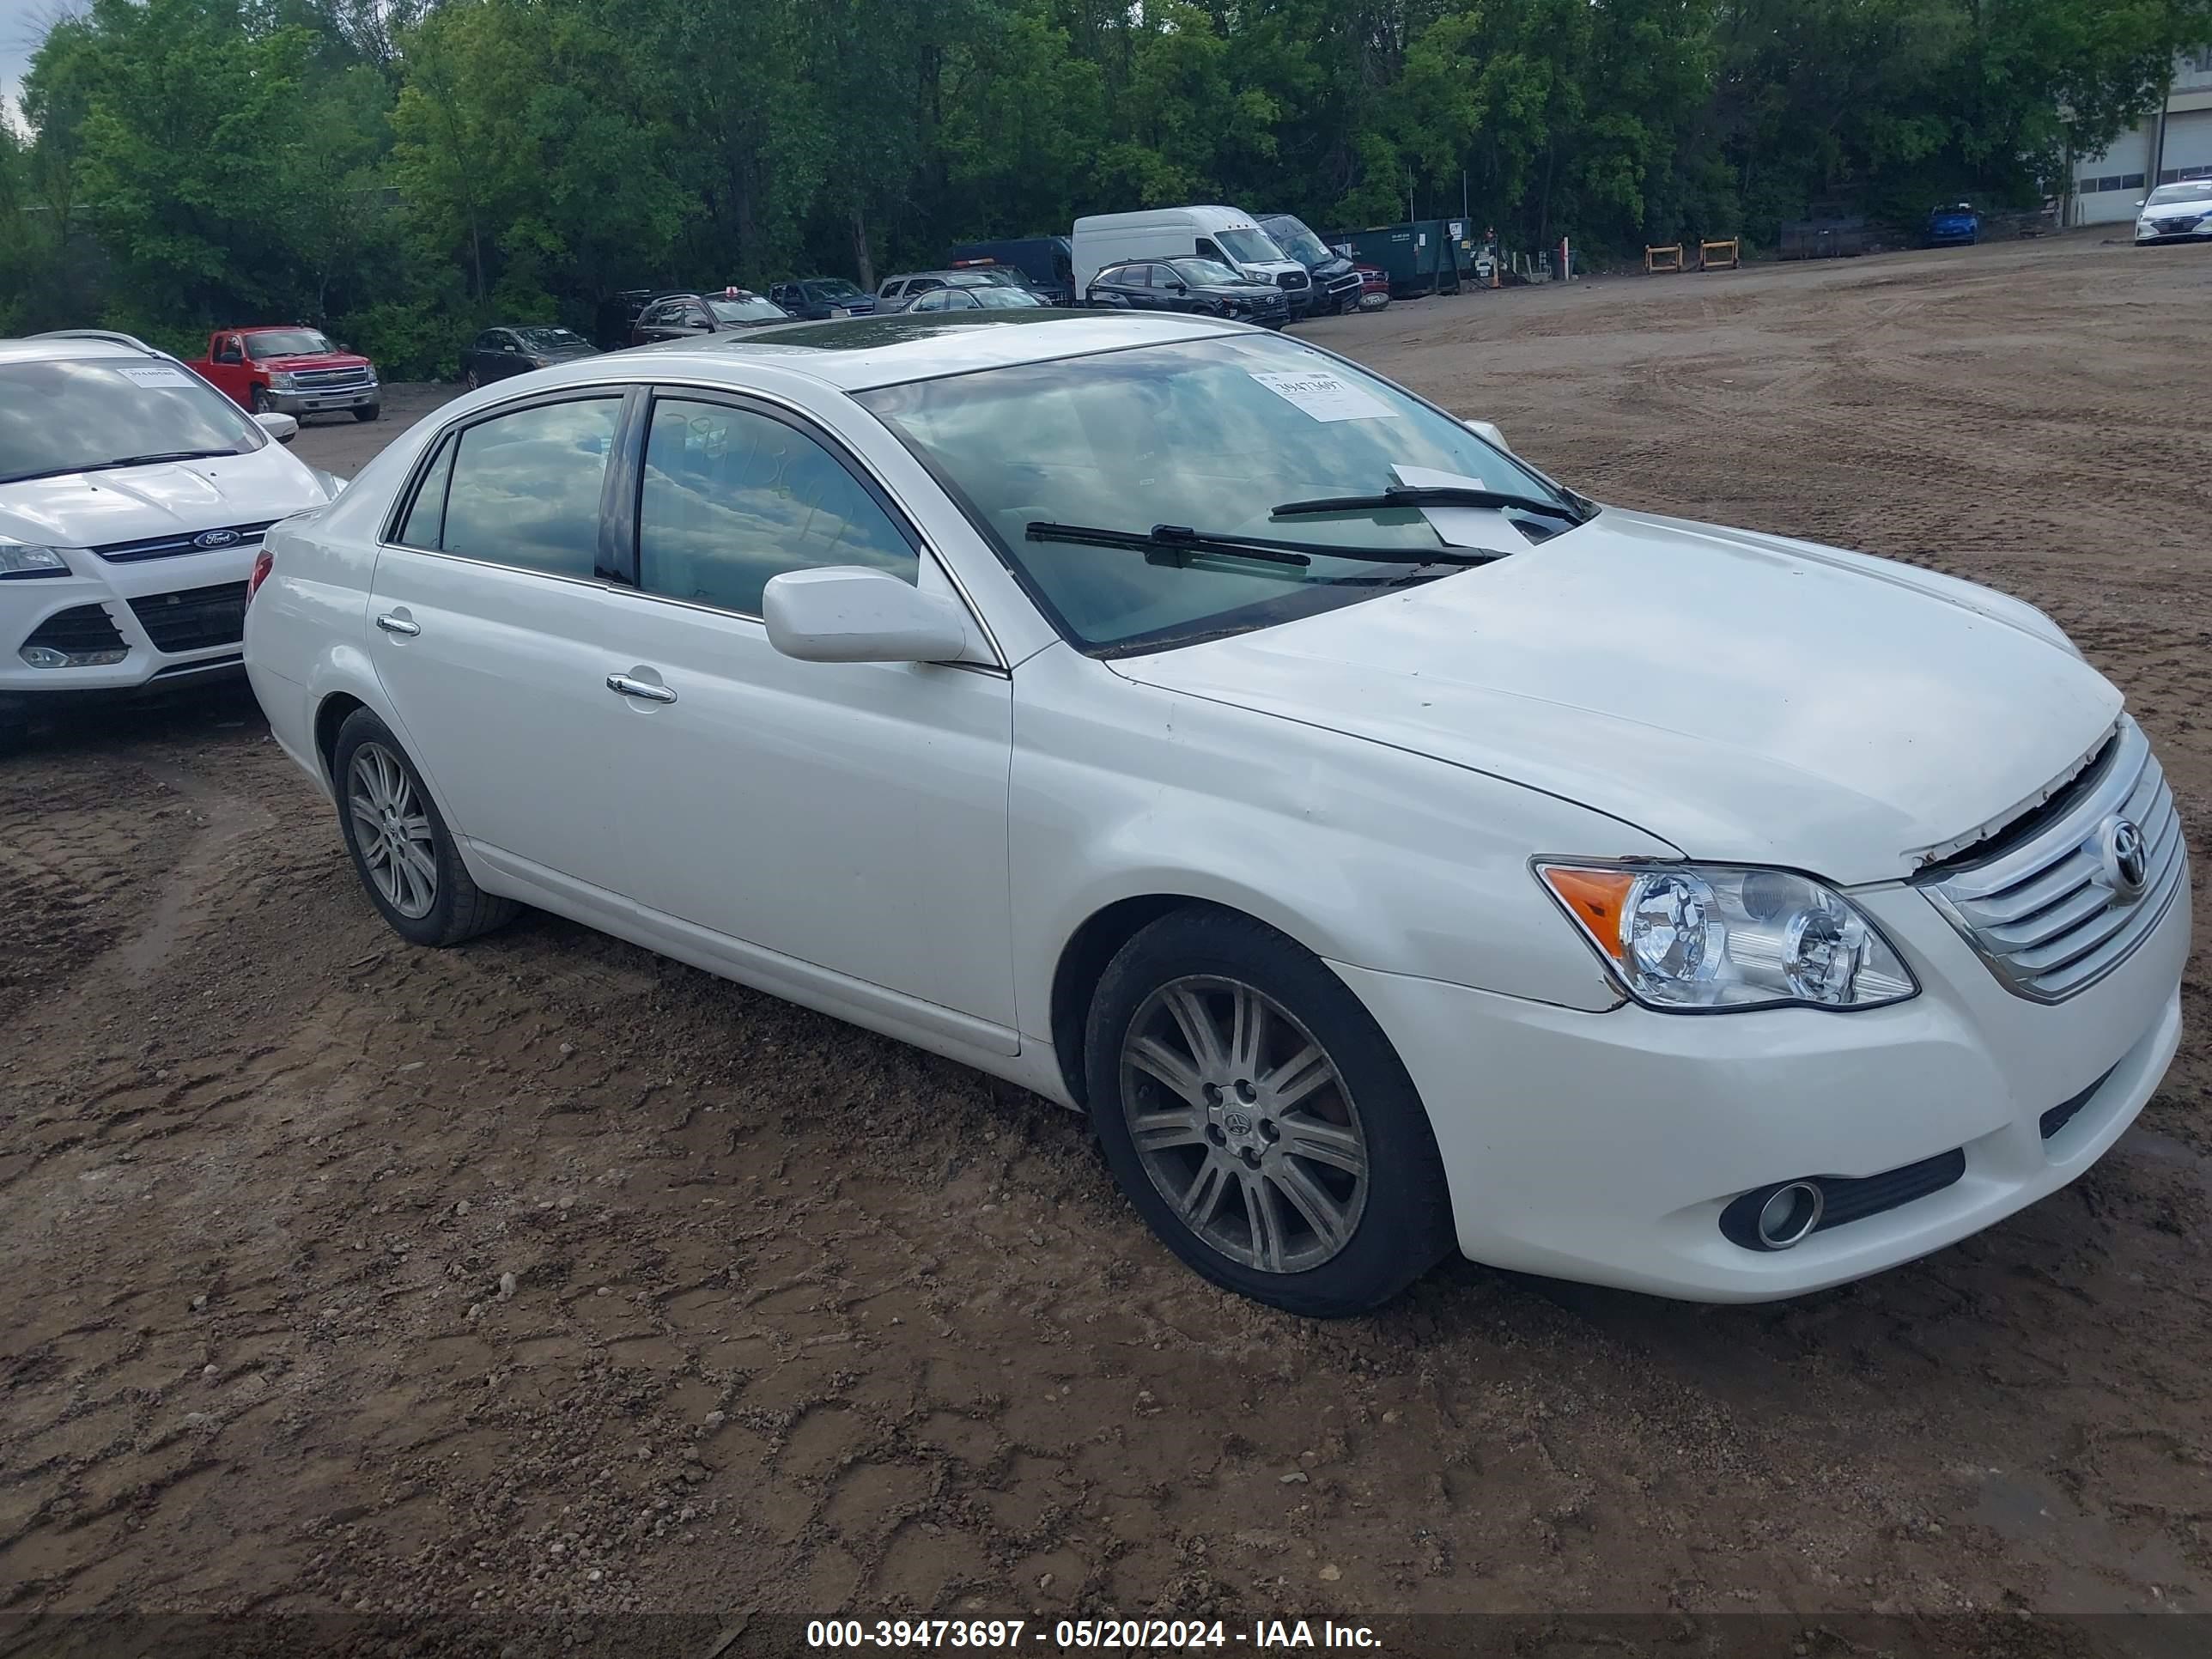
[1262,218,1334,264]
[245,330,335,359]
[0,357,260,483]
[2148,183,2209,204]
[859,333,1582,653]
[1169,258,1244,288]
[972,287,1044,308]
[514,327,588,350]
[708,296,787,323]
[806,279,864,300]
[1212,227,1286,265]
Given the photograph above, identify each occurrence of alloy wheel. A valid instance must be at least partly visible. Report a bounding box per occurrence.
[347,741,438,919]
[1117,975,1369,1273]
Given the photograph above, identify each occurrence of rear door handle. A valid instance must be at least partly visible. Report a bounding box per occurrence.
[605,673,677,704]
[374,613,420,636]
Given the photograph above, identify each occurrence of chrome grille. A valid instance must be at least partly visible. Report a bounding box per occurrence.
[291,367,371,390]
[1920,719,2186,1003]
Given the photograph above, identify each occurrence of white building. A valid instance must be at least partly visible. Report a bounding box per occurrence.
[2070,48,2212,224]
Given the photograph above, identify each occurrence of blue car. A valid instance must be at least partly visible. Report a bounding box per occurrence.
[1926,202,1979,247]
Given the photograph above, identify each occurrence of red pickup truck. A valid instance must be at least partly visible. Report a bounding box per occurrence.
[186,325,380,422]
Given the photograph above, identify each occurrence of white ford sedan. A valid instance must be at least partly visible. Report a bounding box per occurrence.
[244,312,2188,1316]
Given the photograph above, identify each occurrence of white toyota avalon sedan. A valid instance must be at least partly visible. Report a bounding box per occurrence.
[1,331,342,750]
[242,311,2188,1316]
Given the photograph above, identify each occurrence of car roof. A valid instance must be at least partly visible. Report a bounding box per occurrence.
[0,336,149,366]
[590,310,1236,392]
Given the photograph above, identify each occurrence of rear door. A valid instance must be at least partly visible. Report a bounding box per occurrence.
[366,390,638,895]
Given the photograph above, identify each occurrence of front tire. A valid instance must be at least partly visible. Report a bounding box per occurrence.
[249,386,274,415]
[1084,908,1454,1317]
[353,403,380,423]
[331,708,517,947]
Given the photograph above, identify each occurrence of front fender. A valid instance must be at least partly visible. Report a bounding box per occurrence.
[1007,645,1674,1042]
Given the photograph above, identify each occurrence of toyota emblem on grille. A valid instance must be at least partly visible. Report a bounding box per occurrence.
[192,529,240,550]
[2097,816,2150,899]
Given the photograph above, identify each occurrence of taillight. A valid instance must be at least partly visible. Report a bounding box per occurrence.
[246,545,274,604]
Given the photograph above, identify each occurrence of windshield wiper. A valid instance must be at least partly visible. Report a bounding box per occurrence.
[1271,484,1587,524]
[98,449,240,469]
[0,449,240,487]
[1025,520,1505,568]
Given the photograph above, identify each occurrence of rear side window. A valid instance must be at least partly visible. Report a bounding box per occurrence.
[636,398,915,617]
[397,433,455,549]
[431,398,620,577]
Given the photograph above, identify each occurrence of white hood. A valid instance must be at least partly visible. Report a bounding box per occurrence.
[1109,508,2121,884]
[0,444,327,549]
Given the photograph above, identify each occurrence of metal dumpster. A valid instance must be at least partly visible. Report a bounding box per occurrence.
[1323,220,1464,297]
[1777,217,1867,260]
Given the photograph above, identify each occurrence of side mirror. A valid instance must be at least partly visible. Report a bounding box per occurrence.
[254,411,300,445]
[690,317,714,330]
[1462,417,1510,451]
[763,567,971,664]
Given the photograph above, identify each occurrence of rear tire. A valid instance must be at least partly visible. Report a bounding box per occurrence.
[1084,907,1454,1317]
[331,708,518,947]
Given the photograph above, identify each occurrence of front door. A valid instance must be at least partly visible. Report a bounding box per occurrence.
[205,334,251,406]
[594,390,1018,1045]
[366,391,637,896]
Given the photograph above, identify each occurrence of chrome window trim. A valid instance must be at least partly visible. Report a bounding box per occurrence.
[371,371,1010,672]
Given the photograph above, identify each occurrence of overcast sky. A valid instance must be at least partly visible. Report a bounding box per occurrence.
[0,0,53,127]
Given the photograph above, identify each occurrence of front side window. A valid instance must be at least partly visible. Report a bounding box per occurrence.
[0,357,263,485]
[860,332,1585,653]
[437,398,620,578]
[215,337,245,363]
[473,331,502,351]
[245,330,335,360]
[636,398,915,616]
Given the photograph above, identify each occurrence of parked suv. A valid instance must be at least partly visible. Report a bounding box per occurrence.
[1256,213,1365,313]
[1,331,338,749]
[1073,207,1314,317]
[766,278,878,320]
[877,268,1033,313]
[1086,257,1289,325]
[629,289,791,345]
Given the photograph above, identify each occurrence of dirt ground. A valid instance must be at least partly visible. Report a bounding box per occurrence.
[5,232,2211,1640]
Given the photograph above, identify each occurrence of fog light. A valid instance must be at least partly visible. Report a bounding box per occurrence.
[20,644,126,668]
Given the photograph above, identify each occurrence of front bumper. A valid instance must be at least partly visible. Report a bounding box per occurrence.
[2136,222,2210,243]
[1335,861,2189,1301]
[268,384,378,416]
[2,545,257,709]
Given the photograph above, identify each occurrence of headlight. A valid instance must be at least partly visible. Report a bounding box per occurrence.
[1538,862,1917,1012]
[265,371,294,390]
[0,544,72,579]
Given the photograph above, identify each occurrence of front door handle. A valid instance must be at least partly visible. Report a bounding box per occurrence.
[605,673,677,704]
[374,613,420,637]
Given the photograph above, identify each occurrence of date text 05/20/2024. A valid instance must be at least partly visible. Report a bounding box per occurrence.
[805,1620,1382,1650]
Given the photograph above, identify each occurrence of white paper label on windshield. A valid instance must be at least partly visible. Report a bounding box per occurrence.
[118,365,195,389]
[1249,369,1398,423]
[1393,463,1503,548]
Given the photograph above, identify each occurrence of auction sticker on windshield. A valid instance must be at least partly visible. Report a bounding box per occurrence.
[1249,369,1398,422]
[118,366,197,388]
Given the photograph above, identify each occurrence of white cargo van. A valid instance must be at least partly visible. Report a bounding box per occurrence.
[1073,207,1314,316]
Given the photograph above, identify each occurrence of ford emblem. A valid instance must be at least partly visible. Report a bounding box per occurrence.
[192,528,241,550]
